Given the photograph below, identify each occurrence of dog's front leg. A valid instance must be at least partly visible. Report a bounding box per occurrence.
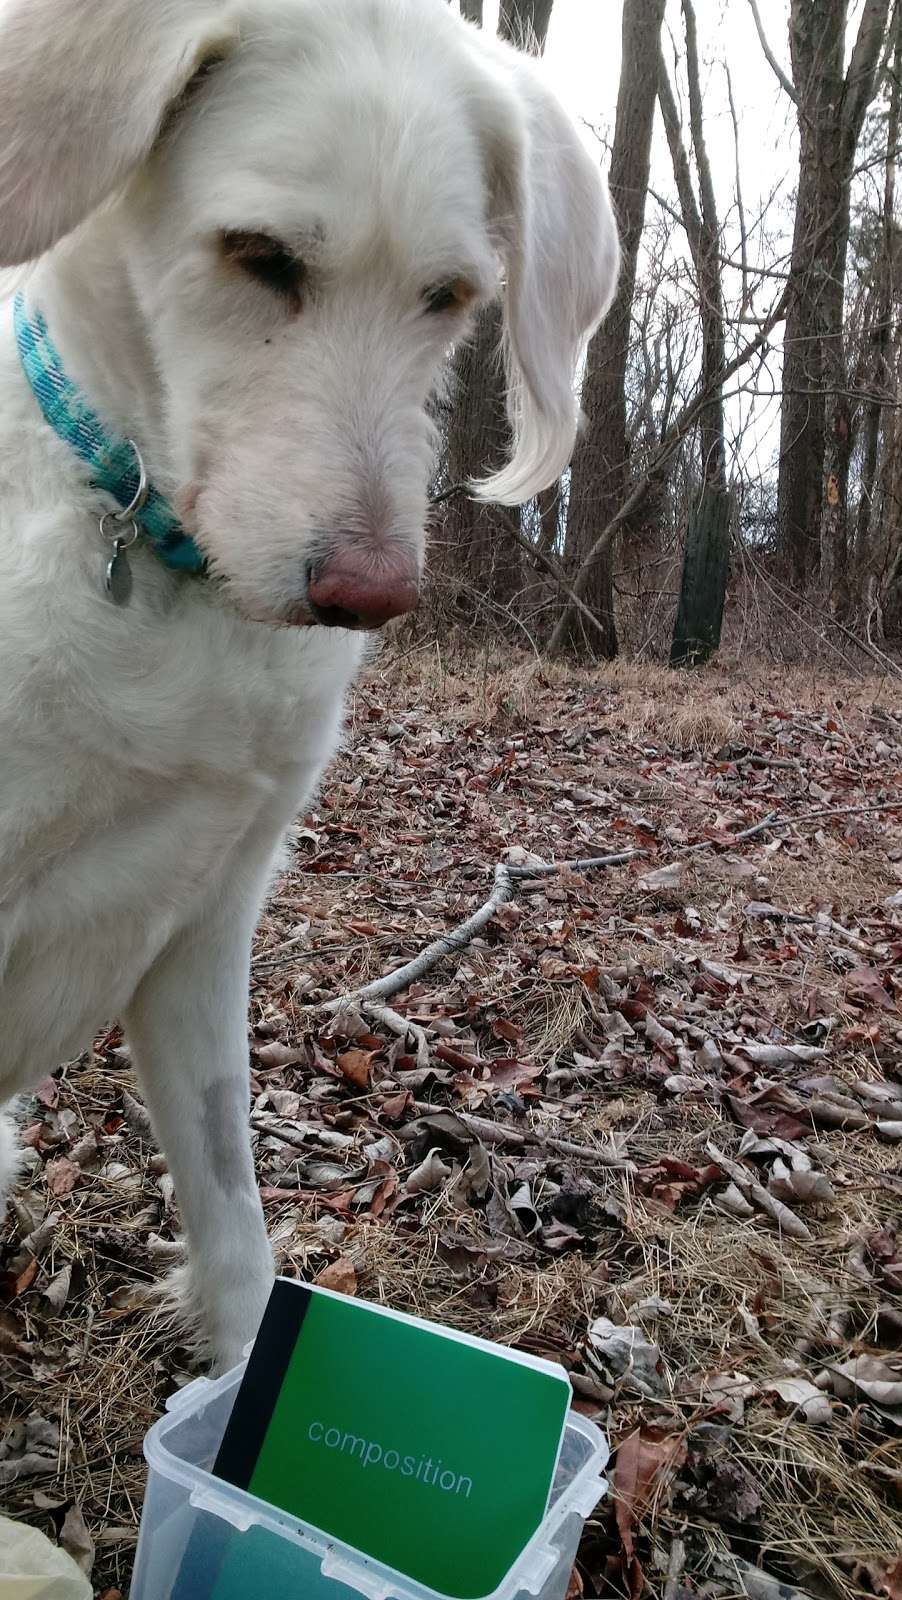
[124,901,273,1371]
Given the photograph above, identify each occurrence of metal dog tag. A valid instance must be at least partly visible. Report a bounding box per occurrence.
[105,538,133,606]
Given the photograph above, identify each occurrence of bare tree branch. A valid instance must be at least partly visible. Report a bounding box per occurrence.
[747,0,798,103]
[548,283,792,654]
[844,0,893,140]
[725,64,751,316]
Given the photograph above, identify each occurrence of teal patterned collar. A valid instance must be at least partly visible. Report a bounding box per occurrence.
[13,292,205,576]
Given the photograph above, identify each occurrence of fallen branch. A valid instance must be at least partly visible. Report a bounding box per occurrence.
[319,802,899,1022]
[323,850,641,1014]
[686,810,780,850]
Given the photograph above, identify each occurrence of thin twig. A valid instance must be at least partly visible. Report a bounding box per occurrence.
[747,0,799,104]
[664,1538,687,1600]
[770,800,900,825]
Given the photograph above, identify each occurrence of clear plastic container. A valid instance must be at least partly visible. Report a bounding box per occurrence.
[132,1357,609,1600]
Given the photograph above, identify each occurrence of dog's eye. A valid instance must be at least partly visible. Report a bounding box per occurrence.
[423,283,463,315]
[220,230,306,311]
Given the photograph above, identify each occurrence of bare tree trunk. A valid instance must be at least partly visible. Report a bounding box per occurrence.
[436,0,552,626]
[557,0,667,660]
[855,1,901,576]
[778,0,844,588]
[659,0,732,665]
[776,0,890,593]
[670,493,733,665]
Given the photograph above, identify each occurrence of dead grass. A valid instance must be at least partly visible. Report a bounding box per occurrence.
[1,651,900,1598]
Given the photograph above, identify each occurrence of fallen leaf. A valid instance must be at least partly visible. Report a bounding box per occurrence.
[43,1263,73,1311]
[314,1258,358,1295]
[826,1353,902,1419]
[338,1049,376,1089]
[45,1157,80,1197]
[259,1089,304,1118]
[738,1043,826,1066]
[714,1182,756,1219]
[744,900,808,923]
[613,1426,687,1597]
[255,1041,305,1069]
[586,1319,667,1398]
[845,966,896,1010]
[405,1148,453,1195]
[69,1130,99,1168]
[764,1377,832,1424]
[60,1503,95,1578]
[679,1430,762,1524]
[0,1415,60,1488]
[380,1090,411,1122]
[768,1159,835,1206]
[637,862,684,891]
[873,1558,902,1600]
[34,1076,60,1109]
[697,1372,757,1422]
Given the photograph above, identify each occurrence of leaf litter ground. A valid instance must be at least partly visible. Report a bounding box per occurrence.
[1,653,901,1600]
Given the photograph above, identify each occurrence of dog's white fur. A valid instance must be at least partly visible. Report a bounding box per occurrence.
[0,0,617,1367]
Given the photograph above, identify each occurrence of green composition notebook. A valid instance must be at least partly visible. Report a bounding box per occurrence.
[199,1278,572,1599]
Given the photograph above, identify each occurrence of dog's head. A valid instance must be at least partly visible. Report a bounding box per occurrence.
[0,0,618,629]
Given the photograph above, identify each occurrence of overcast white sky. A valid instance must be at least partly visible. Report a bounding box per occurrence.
[468,0,806,478]
[486,0,798,211]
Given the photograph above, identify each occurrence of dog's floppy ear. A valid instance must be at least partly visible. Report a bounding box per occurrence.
[0,0,236,265]
[472,50,619,505]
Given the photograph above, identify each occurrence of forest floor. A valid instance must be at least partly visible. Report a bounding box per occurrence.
[1,649,901,1600]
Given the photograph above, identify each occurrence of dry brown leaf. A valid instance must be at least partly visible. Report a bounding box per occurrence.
[45,1156,80,1197]
[42,1263,72,1311]
[587,1319,667,1398]
[260,1089,304,1118]
[613,1426,687,1597]
[874,1557,902,1600]
[637,862,684,891]
[59,1504,94,1580]
[338,1049,375,1089]
[60,1504,95,1578]
[405,1148,453,1195]
[767,1158,835,1206]
[314,1258,358,1295]
[826,1353,902,1417]
[739,1042,826,1066]
[255,1041,305,1068]
[12,1255,40,1296]
[764,1377,833,1424]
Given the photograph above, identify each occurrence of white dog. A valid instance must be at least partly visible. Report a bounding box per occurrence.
[0,0,617,1368]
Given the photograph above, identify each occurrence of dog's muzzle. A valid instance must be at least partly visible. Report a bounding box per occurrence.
[299,550,420,630]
